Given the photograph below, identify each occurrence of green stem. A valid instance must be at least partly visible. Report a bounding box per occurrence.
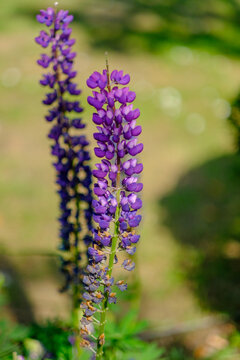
[107,189,121,278]
[72,306,83,360]
[71,260,83,359]
[96,188,121,360]
[71,185,84,359]
[96,58,121,359]
[72,184,81,310]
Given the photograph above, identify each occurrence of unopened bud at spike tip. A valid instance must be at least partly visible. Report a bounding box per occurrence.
[105,52,109,68]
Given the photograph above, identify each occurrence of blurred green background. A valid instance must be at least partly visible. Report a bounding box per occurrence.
[1,0,240,356]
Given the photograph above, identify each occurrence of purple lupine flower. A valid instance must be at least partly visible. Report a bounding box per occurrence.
[36,7,92,295]
[80,64,143,357]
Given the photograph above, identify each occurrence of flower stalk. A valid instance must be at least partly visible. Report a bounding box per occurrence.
[80,61,143,358]
[35,6,92,355]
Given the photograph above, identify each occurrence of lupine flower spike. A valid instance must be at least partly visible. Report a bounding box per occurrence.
[35,6,92,306]
[80,59,143,359]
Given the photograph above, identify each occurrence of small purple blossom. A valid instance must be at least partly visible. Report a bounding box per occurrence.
[35,30,51,48]
[111,70,130,85]
[37,8,55,26]
[68,335,76,346]
[87,71,108,89]
[36,7,92,294]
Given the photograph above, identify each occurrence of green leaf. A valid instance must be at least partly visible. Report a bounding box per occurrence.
[120,343,165,360]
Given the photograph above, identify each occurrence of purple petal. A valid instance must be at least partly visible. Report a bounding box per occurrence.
[134,163,143,174]
[127,91,136,102]
[131,235,140,243]
[132,125,142,137]
[93,133,109,142]
[92,113,103,125]
[87,78,97,89]
[87,96,103,110]
[92,170,107,179]
[94,148,106,158]
[129,215,142,227]
[119,74,130,85]
[129,143,143,156]
[122,259,135,271]
[131,198,142,210]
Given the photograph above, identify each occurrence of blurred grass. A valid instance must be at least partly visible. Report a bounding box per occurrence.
[1,0,240,332]
[2,0,240,55]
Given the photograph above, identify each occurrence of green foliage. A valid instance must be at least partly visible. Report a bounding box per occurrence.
[206,348,238,360]
[0,272,166,360]
[0,311,163,360]
[166,348,193,360]
[103,310,164,360]
[0,319,29,360]
[29,320,73,360]
[30,312,163,360]
[0,272,29,359]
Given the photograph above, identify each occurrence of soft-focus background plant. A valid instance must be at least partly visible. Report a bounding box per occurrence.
[2,0,240,358]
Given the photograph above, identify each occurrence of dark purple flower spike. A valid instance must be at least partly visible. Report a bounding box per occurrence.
[36,6,92,301]
[80,58,143,358]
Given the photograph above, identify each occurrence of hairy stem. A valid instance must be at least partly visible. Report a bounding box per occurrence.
[72,183,81,309]
[96,59,121,359]
[72,306,83,360]
[96,188,120,359]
